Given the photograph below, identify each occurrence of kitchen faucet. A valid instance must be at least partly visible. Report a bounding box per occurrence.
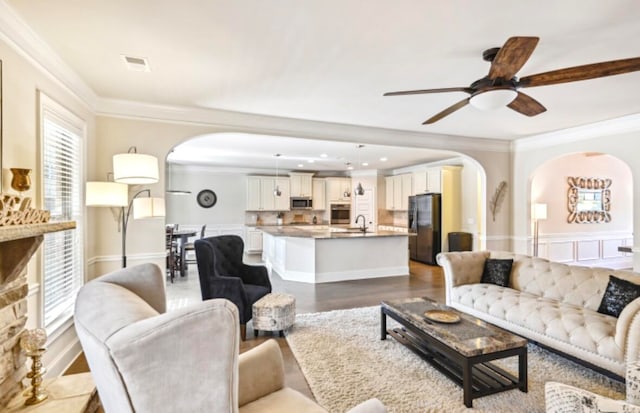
[355,214,368,233]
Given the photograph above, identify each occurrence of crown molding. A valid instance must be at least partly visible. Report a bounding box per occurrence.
[512,113,640,152]
[96,97,511,154]
[0,1,98,110]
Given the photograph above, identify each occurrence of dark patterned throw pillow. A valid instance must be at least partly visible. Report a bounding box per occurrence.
[480,258,513,287]
[597,275,640,317]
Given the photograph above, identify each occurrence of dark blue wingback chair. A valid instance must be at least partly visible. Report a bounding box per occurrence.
[194,235,271,339]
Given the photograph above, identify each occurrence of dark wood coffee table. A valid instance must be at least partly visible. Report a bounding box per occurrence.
[381,297,527,407]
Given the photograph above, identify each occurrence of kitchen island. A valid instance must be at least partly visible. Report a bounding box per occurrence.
[260,226,410,283]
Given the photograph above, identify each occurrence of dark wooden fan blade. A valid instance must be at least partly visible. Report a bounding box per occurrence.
[488,36,539,80]
[507,92,547,116]
[384,87,473,96]
[519,57,640,87]
[423,98,470,124]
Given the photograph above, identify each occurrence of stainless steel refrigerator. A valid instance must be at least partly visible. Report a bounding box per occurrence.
[408,193,441,265]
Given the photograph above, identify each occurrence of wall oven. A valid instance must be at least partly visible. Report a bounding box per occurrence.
[330,203,351,224]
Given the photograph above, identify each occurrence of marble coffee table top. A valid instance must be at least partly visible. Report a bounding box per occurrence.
[381,297,527,357]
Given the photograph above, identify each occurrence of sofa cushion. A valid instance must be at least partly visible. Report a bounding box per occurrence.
[598,275,640,317]
[481,258,513,287]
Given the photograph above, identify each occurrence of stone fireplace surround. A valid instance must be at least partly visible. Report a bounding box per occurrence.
[0,221,75,408]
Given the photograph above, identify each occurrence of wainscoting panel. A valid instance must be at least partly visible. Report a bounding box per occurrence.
[577,240,600,261]
[538,231,633,269]
[603,239,626,259]
[546,241,574,263]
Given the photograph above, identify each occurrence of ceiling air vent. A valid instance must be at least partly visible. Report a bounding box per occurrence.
[121,55,151,72]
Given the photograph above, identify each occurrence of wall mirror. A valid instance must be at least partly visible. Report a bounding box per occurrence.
[567,176,611,223]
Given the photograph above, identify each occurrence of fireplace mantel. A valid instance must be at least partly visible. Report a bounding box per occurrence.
[0,221,76,286]
[0,221,76,408]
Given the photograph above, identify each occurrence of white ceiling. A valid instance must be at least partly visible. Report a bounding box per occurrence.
[6,0,640,168]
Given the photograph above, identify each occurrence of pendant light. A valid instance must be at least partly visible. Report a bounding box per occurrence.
[354,145,365,196]
[273,154,282,197]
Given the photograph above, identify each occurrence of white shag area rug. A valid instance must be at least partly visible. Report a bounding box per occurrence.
[285,306,625,413]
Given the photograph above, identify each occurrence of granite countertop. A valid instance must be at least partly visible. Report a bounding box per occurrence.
[258,225,412,239]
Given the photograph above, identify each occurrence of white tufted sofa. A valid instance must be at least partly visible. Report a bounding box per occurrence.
[436,250,640,378]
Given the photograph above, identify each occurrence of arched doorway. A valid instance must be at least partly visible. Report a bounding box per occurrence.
[164,132,488,252]
[529,152,633,268]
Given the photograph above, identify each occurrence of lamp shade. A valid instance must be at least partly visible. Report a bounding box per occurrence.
[86,181,128,207]
[113,153,159,184]
[534,203,547,220]
[469,89,518,110]
[132,197,165,219]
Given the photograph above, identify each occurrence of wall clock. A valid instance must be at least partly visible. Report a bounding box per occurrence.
[197,189,217,208]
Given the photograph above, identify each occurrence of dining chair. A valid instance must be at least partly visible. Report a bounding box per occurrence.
[165,226,180,282]
[184,224,207,265]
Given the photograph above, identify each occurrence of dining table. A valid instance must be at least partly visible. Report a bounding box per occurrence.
[171,229,197,277]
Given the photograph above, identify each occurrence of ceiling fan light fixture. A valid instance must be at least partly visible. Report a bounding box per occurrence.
[469,89,518,110]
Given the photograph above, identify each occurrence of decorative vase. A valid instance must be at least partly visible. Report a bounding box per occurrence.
[10,168,32,193]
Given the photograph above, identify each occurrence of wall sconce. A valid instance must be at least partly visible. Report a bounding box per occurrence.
[533,203,547,257]
[113,146,159,184]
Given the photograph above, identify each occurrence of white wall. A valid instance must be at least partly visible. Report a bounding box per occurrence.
[459,157,483,251]
[166,165,248,226]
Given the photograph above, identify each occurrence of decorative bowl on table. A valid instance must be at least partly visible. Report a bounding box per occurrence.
[424,310,461,324]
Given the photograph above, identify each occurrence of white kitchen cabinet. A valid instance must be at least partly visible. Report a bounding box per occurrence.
[385,174,412,210]
[312,178,326,210]
[385,176,394,210]
[289,173,314,197]
[427,168,442,193]
[247,177,263,210]
[412,168,442,194]
[412,170,427,195]
[246,176,290,211]
[327,177,351,202]
[246,227,263,253]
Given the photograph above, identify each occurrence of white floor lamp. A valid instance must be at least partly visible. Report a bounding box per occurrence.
[533,203,547,257]
[86,147,164,268]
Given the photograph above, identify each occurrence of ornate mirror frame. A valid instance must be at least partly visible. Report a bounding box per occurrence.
[567,176,611,223]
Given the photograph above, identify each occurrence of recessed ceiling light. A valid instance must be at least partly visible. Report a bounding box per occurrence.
[121,55,151,72]
[298,164,304,167]
[320,153,328,158]
[362,162,369,166]
[347,166,354,170]
[380,157,388,162]
[307,159,314,163]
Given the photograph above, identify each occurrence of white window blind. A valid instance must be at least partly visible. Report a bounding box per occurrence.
[42,106,84,329]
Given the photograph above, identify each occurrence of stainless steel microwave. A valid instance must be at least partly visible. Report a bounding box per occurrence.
[290,197,313,210]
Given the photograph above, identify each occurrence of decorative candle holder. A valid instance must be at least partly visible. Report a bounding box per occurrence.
[20,328,48,406]
[10,168,32,194]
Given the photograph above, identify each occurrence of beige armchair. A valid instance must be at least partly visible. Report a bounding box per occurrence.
[75,263,386,413]
[545,361,640,413]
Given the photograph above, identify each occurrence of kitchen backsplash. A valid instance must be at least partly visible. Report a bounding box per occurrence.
[245,210,327,226]
[378,210,408,228]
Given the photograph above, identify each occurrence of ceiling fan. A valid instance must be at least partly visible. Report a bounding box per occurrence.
[384,36,640,124]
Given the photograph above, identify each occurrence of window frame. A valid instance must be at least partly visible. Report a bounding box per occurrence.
[38,91,87,336]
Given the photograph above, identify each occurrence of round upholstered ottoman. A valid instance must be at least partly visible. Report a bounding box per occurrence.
[252,293,296,337]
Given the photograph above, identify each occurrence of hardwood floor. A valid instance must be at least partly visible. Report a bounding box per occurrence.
[239,258,444,399]
[68,259,444,404]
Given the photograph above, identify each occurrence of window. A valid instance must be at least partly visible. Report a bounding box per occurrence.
[41,93,84,331]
